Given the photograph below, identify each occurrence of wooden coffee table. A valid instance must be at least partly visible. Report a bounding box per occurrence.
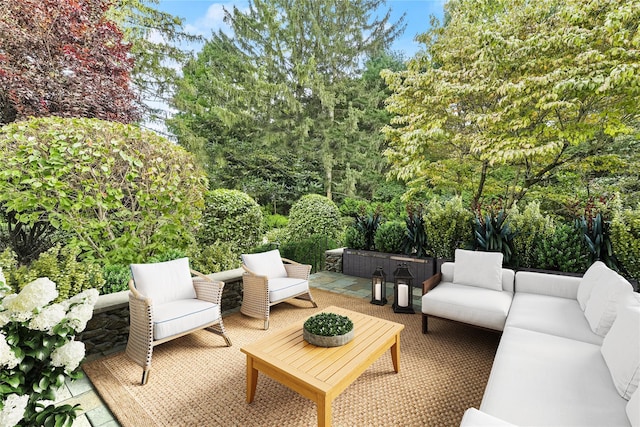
[240,306,404,427]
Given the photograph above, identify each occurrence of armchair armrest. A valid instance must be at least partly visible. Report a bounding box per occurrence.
[284,261,311,280]
[422,273,442,295]
[191,269,225,304]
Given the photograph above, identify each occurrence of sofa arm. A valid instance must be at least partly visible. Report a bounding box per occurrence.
[515,271,581,299]
[460,408,516,426]
[423,273,442,295]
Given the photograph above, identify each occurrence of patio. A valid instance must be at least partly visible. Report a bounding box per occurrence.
[57,272,427,426]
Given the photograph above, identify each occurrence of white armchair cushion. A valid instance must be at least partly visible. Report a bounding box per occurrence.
[460,408,516,426]
[422,282,513,331]
[130,258,196,305]
[628,388,640,427]
[453,249,503,291]
[242,249,288,279]
[153,299,221,341]
[601,293,640,400]
[584,270,633,336]
[268,277,309,303]
[577,261,609,311]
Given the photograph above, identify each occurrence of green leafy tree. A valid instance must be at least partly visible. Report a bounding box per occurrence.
[0,117,207,265]
[170,0,405,205]
[383,0,640,209]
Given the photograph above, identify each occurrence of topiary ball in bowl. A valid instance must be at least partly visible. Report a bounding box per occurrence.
[303,312,354,347]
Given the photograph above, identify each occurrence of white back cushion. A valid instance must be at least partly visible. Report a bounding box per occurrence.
[130,258,196,305]
[584,269,633,336]
[601,293,640,400]
[453,249,503,291]
[628,388,640,427]
[578,261,609,311]
[241,249,287,278]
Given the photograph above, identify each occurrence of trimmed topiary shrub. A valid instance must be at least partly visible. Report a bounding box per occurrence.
[534,222,590,273]
[0,117,208,265]
[101,264,131,295]
[344,226,367,250]
[424,197,473,259]
[611,208,640,281]
[286,194,341,241]
[374,221,406,254]
[199,189,263,254]
[508,201,555,268]
[188,242,241,274]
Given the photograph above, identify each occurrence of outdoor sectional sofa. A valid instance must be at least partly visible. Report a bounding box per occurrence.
[422,251,639,427]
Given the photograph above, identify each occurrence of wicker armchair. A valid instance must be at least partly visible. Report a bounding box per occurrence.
[241,249,317,330]
[126,257,232,385]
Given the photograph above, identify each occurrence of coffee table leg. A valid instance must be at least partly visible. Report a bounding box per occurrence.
[391,333,400,373]
[317,394,331,427]
[246,356,258,403]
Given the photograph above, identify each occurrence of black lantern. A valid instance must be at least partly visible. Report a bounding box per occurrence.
[371,266,387,305]
[393,263,415,314]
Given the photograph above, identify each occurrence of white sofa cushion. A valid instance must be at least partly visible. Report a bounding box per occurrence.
[577,261,610,310]
[268,277,309,303]
[241,249,288,279]
[453,249,504,291]
[601,293,640,400]
[130,258,196,305]
[480,326,629,426]
[506,292,602,345]
[460,408,515,426]
[153,299,220,340]
[422,282,513,331]
[584,270,633,336]
[514,271,581,299]
[628,388,640,427]
[442,262,515,292]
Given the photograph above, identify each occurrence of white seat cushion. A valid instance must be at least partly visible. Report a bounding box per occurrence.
[153,299,220,341]
[481,326,629,426]
[460,408,515,426]
[130,258,196,305]
[241,249,288,279]
[601,293,640,400]
[268,277,309,303]
[506,293,602,345]
[627,388,640,427]
[584,270,633,337]
[422,282,513,331]
[453,249,504,291]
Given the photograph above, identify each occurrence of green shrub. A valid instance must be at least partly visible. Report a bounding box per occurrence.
[199,189,263,254]
[280,234,338,273]
[344,226,367,250]
[188,241,241,274]
[534,223,590,273]
[474,209,516,264]
[611,208,640,281]
[0,244,104,301]
[101,264,131,295]
[424,197,473,259]
[264,214,289,230]
[353,211,382,251]
[148,248,187,263]
[403,205,429,258]
[508,201,555,268]
[287,194,341,241]
[0,117,207,265]
[374,221,406,254]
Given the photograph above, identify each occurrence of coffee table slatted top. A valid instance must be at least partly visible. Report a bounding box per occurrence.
[241,306,405,426]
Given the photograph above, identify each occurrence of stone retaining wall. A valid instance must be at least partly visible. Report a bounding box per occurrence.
[325,248,344,273]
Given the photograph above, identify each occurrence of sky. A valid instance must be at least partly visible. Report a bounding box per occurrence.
[153,0,446,58]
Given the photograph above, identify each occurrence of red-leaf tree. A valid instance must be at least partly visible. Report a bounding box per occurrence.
[0,0,140,125]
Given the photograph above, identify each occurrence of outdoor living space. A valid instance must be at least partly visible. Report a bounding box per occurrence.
[56,271,490,427]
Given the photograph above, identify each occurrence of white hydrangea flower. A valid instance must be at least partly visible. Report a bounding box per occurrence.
[28,303,66,333]
[66,303,94,333]
[50,340,85,373]
[0,267,9,298]
[0,311,10,328]
[66,289,99,307]
[3,278,58,321]
[0,333,20,369]
[0,394,29,427]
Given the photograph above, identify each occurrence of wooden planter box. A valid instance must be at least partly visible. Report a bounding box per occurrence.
[342,249,435,284]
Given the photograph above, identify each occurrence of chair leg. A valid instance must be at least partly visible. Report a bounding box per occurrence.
[141,369,150,385]
[264,319,269,330]
[422,314,429,334]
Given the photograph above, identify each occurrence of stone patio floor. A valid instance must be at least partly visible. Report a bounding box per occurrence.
[58,271,422,426]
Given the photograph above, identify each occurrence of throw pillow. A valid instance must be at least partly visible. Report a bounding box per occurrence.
[241,249,288,278]
[601,293,640,400]
[453,249,503,291]
[577,261,609,311]
[584,269,633,336]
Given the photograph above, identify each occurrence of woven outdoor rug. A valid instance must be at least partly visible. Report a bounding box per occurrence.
[83,289,500,426]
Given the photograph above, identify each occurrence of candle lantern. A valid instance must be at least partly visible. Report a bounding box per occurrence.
[393,263,415,314]
[370,266,387,305]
